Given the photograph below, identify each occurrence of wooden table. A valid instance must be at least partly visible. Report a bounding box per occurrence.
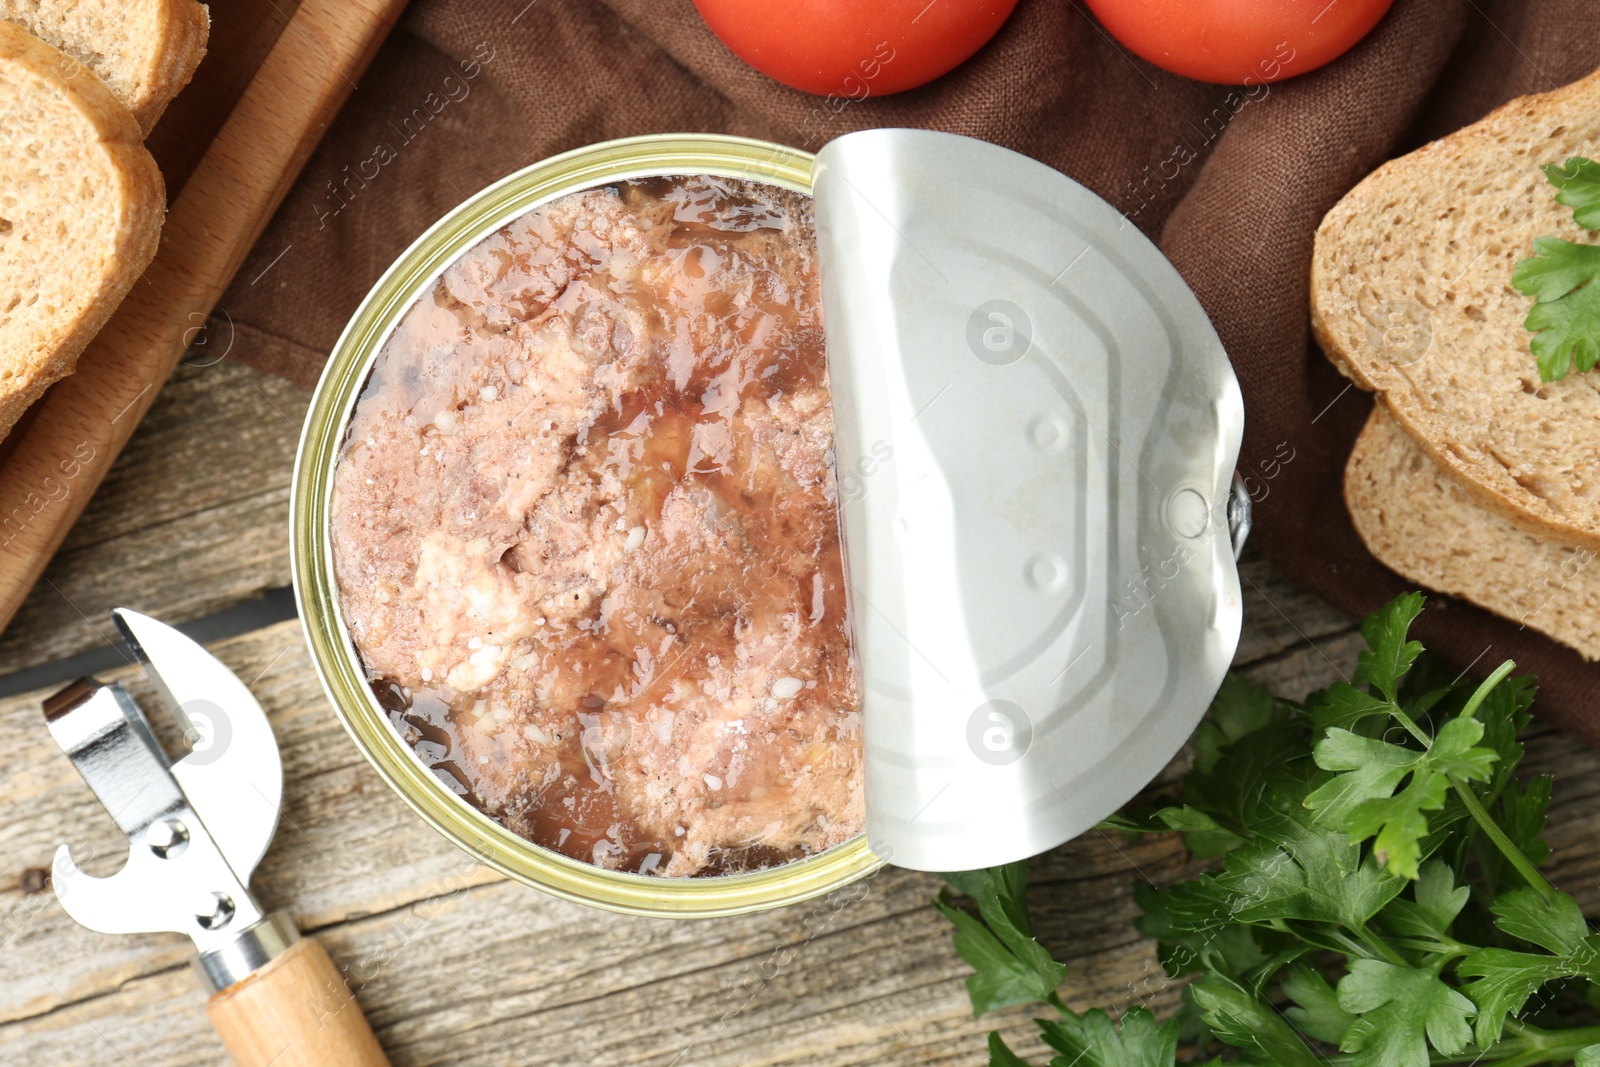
[1,360,1596,1064]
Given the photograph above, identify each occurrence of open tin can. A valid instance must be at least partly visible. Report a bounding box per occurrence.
[292,131,1246,917]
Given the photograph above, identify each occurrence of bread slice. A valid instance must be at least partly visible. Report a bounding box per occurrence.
[1312,65,1600,550]
[0,0,209,136]
[1347,404,1600,661]
[0,21,165,438]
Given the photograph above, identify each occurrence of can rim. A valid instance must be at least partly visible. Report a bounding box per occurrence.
[290,134,886,918]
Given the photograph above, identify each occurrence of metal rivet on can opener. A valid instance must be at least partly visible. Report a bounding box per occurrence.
[147,818,189,859]
[196,891,236,931]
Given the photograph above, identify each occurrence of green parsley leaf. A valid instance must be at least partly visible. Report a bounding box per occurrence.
[1354,593,1425,703]
[1176,686,1304,850]
[1134,881,1271,985]
[1457,948,1575,1045]
[1306,729,1430,823]
[1514,234,1600,381]
[1208,924,1272,979]
[943,863,1038,946]
[1514,235,1600,303]
[1282,963,1357,1044]
[1189,975,1323,1067]
[1190,673,1278,775]
[1095,812,1152,836]
[1397,650,1459,707]
[1036,1006,1178,1067]
[1150,805,1224,834]
[1492,887,1589,955]
[936,863,1066,1015]
[1576,1043,1600,1067]
[1475,673,1537,788]
[1499,774,1554,868]
[1457,892,1600,1046]
[1337,960,1476,1067]
[1544,157,1600,229]
[987,1032,1036,1067]
[1149,804,1244,858]
[1312,682,1394,735]
[1307,716,1498,879]
[1524,258,1600,380]
[1515,159,1600,380]
[937,595,1585,1067]
[1425,715,1504,780]
[1161,804,1407,932]
[1379,859,1469,940]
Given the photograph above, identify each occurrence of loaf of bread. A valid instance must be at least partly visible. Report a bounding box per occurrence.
[1312,66,1600,550]
[0,0,209,135]
[1346,404,1600,661]
[0,21,165,438]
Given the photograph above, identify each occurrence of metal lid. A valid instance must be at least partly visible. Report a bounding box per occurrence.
[813,129,1245,872]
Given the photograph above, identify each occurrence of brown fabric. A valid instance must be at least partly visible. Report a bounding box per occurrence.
[222,0,1600,740]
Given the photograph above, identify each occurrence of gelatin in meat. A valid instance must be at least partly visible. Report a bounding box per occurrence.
[329,175,863,877]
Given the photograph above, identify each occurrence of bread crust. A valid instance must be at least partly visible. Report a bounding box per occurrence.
[135,0,209,134]
[1346,404,1600,661]
[1312,64,1600,550]
[0,21,165,438]
[0,0,210,136]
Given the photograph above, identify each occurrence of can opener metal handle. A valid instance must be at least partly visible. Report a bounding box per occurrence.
[44,609,390,1067]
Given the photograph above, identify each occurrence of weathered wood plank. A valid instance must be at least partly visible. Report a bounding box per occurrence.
[1233,545,1356,668]
[0,846,1183,1066]
[1238,627,1364,700]
[63,359,310,551]
[0,489,293,675]
[0,360,308,675]
[1517,719,1600,909]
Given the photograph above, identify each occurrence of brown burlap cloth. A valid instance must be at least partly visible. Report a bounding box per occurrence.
[220,0,1600,739]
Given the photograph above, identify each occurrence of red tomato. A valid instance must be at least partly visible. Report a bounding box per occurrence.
[1082,0,1395,84]
[693,0,1019,97]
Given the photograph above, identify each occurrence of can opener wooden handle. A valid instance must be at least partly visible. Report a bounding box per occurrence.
[42,609,389,1067]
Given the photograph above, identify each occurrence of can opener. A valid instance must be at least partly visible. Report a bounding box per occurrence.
[43,609,389,1067]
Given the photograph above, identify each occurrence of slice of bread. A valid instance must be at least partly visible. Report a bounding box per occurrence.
[0,21,165,438]
[1312,65,1600,550]
[0,0,209,136]
[1347,404,1600,661]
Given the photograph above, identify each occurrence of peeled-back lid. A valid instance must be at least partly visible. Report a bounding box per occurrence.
[812,129,1245,872]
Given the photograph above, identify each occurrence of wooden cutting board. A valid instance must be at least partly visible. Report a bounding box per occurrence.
[0,0,406,632]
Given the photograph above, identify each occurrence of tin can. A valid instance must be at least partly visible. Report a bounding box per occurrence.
[291,134,886,918]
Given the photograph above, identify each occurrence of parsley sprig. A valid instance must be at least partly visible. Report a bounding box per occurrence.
[938,594,1600,1067]
[1513,157,1600,381]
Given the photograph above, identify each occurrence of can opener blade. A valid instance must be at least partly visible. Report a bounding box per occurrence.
[43,609,390,1067]
[46,609,282,965]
